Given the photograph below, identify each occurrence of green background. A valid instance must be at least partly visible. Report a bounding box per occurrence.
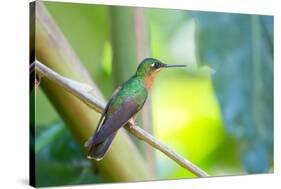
[34,1,273,186]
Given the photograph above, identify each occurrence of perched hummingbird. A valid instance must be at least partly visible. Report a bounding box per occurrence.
[85,58,186,160]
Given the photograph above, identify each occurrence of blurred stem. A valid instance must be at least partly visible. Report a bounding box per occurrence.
[251,16,264,139]
[34,60,209,178]
[109,7,145,151]
[110,7,137,85]
[34,1,152,182]
[134,7,155,175]
[194,19,201,66]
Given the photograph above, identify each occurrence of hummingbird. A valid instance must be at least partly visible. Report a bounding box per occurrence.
[85,58,186,160]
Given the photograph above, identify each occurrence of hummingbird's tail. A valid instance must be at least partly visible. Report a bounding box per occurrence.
[86,132,117,161]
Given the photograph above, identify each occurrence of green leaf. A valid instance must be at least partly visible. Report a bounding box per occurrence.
[191,12,273,173]
[35,121,64,153]
[35,121,102,186]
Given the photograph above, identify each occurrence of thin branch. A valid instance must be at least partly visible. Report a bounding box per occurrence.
[134,7,155,173]
[34,61,104,113]
[34,1,152,181]
[33,60,209,178]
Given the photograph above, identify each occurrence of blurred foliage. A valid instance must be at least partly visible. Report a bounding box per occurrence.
[191,12,273,173]
[33,1,273,186]
[35,121,102,186]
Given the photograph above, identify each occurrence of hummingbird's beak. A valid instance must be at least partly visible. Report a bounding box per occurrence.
[163,64,187,68]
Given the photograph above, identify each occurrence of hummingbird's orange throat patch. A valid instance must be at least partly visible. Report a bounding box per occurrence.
[144,69,161,91]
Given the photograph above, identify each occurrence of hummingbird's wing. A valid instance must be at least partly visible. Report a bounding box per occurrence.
[88,131,117,160]
[91,99,140,145]
[84,102,109,147]
[84,86,122,148]
[85,98,117,160]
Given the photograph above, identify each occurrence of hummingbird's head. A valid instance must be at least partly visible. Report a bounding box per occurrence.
[136,58,186,90]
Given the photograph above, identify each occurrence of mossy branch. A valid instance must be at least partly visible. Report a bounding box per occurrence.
[33,60,209,178]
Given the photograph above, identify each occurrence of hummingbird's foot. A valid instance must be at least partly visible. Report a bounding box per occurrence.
[128,114,138,126]
[128,118,135,126]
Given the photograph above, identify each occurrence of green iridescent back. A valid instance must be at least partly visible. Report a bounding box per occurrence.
[107,58,162,115]
[107,75,148,114]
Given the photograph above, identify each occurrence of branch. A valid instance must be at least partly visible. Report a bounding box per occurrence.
[134,7,155,174]
[34,60,209,178]
[34,1,152,181]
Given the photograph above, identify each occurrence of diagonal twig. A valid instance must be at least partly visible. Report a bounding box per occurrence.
[33,60,209,177]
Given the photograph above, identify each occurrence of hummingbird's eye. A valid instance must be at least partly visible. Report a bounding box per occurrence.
[154,62,161,69]
[151,62,161,69]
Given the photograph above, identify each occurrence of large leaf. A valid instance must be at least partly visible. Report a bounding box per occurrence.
[35,121,102,186]
[190,12,273,173]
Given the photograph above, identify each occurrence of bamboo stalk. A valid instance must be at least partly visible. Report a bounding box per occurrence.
[134,7,155,174]
[34,1,152,182]
[109,6,145,152]
[110,7,137,86]
[34,60,209,178]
